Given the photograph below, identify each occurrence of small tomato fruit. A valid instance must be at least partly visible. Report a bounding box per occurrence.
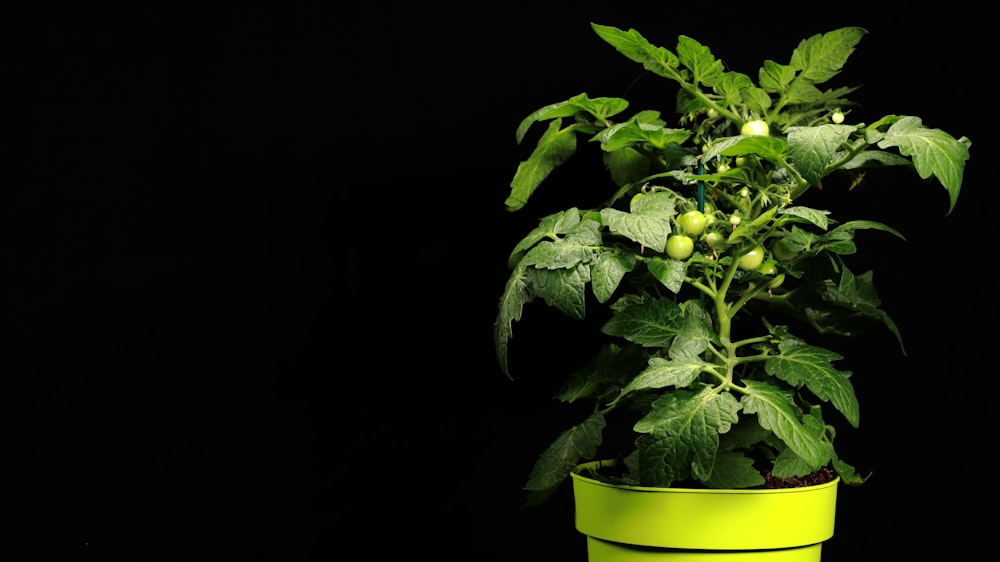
[738,246,765,270]
[666,235,694,260]
[677,210,708,236]
[756,259,777,275]
[630,192,645,210]
[771,239,800,262]
[831,111,845,124]
[703,231,724,249]
[741,119,769,137]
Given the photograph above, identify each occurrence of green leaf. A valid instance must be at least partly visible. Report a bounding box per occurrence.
[507,119,578,211]
[520,219,601,271]
[514,93,631,144]
[788,27,867,84]
[704,451,765,488]
[764,339,859,428]
[601,195,674,252]
[708,135,788,165]
[525,412,606,493]
[644,256,686,293]
[876,116,971,214]
[787,124,854,186]
[507,208,582,269]
[591,249,637,304]
[494,263,532,378]
[633,387,741,486]
[597,120,692,152]
[770,407,830,478]
[676,35,725,87]
[556,344,648,403]
[758,60,797,95]
[601,295,685,346]
[777,206,831,230]
[712,71,754,107]
[617,355,709,399]
[525,264,590,320]
[591,23,683,82]
[740,380,834,468]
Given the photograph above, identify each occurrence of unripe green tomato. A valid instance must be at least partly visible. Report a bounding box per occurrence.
[707,108,719,119]
[768,273,785,289]
[703,231,725,249]
[756,259,777,275]
[771,239,800,262]
[831,111,845,124]
[666,235,694,260]
[738,246,765,270]
[717,163,730,173]
[741,120,769,137]
[677,210,708,236]
[730,214,741,227]
[735,156,747,167]
[630,192,645,210]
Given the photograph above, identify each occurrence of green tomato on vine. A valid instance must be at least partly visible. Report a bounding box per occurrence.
[738,246,766,270]
[703,231,725,249]
[677,210,708,236]
[666,235,694,260]
[741,120,769,137]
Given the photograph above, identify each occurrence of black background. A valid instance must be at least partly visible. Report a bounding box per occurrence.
[4,4,992,560]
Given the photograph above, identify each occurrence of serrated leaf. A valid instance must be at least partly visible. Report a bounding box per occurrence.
[507,119,578,211]
[597,120,692,151]
[617,355,710,399]
[591,249,636,303]
[777,206,831,230]
[789,27,867,84]
[704,451,765,488]
[764,340,859,427]
[876,116,971,214]
[520,220,600,271]
[494,263,532,378]
[591,23,683,82]
[601,207,672,253]
[708,135,788,165]
[644,256,686,293]
[759,60,797,94]
[787,124,854,186]
[601,295,685,346]
[712,71,754,107]
[741,380,834,467]
[525,264,590,320]
[632,387,741,486]
[507,208,582,269]
[525,413,607,491]
[676,35,725,87]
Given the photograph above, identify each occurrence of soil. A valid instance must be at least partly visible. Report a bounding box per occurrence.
[758,466,837,489]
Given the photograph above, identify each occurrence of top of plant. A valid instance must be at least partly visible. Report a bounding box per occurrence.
[494,24,971,504]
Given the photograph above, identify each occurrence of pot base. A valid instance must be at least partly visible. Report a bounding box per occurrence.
[587,537,823,561]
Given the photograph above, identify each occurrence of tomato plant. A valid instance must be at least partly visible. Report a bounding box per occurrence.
[496,23,972,500]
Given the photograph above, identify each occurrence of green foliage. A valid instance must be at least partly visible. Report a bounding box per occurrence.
[494,24,971,500]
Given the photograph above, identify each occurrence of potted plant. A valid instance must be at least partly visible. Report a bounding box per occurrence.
[493,23,971,560]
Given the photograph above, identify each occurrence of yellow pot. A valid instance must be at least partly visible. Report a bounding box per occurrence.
[571,460,838,561]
